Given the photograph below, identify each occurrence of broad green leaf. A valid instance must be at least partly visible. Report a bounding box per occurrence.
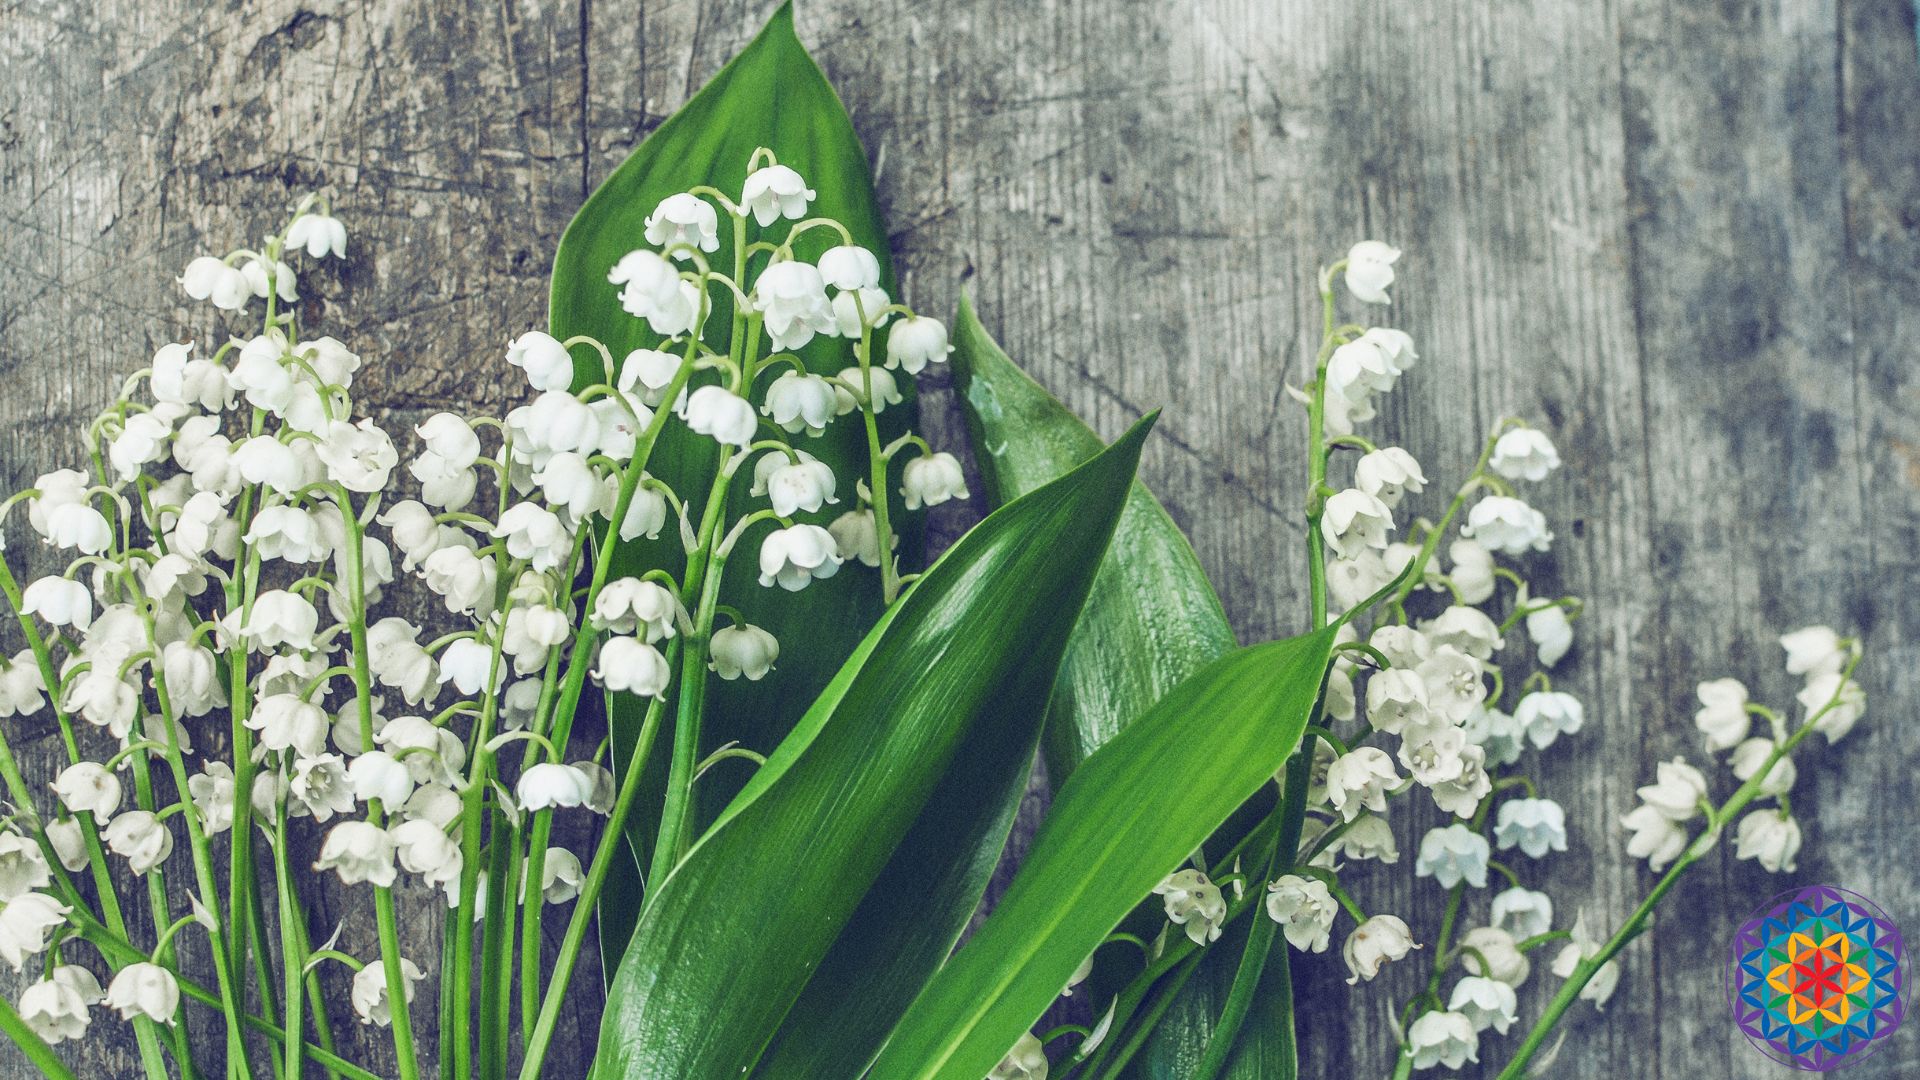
[952,293,1236,777]
[865,627,1336,1080]
[591,417,1156,1080]
[955,296,1292,1075]
[548,2,917,962]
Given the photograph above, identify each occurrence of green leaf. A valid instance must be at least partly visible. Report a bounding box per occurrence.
[952,293,1237,777]
[865,627,1337,1080]
[548,2,917,963]
[954,296,1293,1075]
[591,417,1157,1080]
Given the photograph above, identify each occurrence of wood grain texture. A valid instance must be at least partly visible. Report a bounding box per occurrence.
[3,0,1918,1077]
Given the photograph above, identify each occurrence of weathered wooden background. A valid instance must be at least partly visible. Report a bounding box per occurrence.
[4,0,1919,1077]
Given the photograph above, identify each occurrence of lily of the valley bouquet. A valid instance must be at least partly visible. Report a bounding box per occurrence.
[0,8,1868,1080]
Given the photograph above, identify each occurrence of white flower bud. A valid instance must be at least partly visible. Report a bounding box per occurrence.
[1459,926,1529,987]
[532,848,584,904]
[390,818,462,889]
[347,751,416,810]
[189,763,236,837]
[831,287,892,338]
[0,651,47,719]
[0,834,50,903]
[1619,803,1690,871]
[1780,625,1850,678]
[828,508,884,568]
[710,624,779,682]
[375,717,466,788]
[1634,756,1709,822]
[45,819,87,873]
[987,1031,1047,1080]
[1798,671,1866,742]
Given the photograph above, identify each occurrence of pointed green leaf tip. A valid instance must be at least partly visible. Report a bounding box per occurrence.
[592,415,1158,1079]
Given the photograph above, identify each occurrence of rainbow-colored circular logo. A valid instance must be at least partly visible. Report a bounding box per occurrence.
[1727,885,1909,1071]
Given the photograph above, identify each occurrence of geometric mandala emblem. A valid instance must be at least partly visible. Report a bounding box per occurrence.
[1726,885,1911,1071]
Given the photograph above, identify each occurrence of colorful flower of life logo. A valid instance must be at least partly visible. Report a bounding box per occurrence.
[1726,885,1910,1071]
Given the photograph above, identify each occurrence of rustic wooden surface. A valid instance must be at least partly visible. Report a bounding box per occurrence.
[4,0,1919,1077]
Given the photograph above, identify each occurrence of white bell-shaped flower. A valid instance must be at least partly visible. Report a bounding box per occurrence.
[1415,824,1490,888]
[180,255,250,310]
[1461,496,1552,555]
[1342,914,1417,984]
[1353,447,1426,508]
[1733,808,1801,873]
[1152,869,1227,945]
[286,212,347,259]
[592,579,677,642]
[1324,747,1399,822]
[710,624,779,681]
[609,250,699,338]
[507,331,576,392]
[22,578,92,631]
[833,365,903,415]
[390,818,463,890]
[740,164,815,227]
[753,261,837,352]
[1797,671,1866,742]
[1320,489,1393,559]
[104,962,179,1023]
[102,812,173,875]
[1489,428,1561,482]
[591,637,671,698]
[762,372,839,436]
[0,834,50,903]
[1264,874,1337,953]
[17,964,104,1044]
[643,192,721,255]
[314,820,397,887]
[1693,677,1751,752]
[51,762,121,821]
[1489,886,1554,940]
[533,848,584,904]
[350,958,425,1027]
[817,245,881,291]
[517,763,595,812]
[901,453,969,511]
[1511,690,1583,750]
[1407,1010,1478,1070]
[681,385,759,449]
[1493,798,1569,859]
[885,316,952,375]
[757,524,842,591]
[347,751,416,809]
[1780,625,1850,678]
[1343,240,1400,305]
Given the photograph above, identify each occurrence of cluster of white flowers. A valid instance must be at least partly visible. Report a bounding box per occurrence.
[1612,626,1864,879]
[0,152,961,1066]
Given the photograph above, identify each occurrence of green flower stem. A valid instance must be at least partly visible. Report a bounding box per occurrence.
[1387,426,1506,611]
[0,993,79,1080]
[338,492,421,1080]
[274,803,304,1080]
[1496,656,1861,1079]
[517,667,675,1080]
[225,408,267,1019]
[854,307,902,604]
[648,491,732,884]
